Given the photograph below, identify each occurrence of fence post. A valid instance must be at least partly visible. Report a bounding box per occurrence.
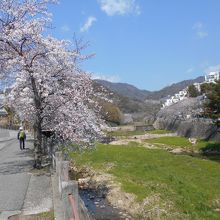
[61,161,69,182]
[55,151,62,174]
[55,152,62,195]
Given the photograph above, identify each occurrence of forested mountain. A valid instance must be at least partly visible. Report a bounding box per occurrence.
[145,76,204,100]
[92,81,161,123]
[93,81,159,113]
[95,80,150,101]
[95,76,204,101]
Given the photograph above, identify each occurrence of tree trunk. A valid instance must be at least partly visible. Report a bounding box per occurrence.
[34,118,42,153]
[33,119,42,169]
[30,74,43,168]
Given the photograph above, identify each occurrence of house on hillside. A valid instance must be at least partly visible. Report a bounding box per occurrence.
[175,89,187,100]
[205,71,220,83]
[162,71,220,109]
[162,89,187,108]
[192,72,219,94]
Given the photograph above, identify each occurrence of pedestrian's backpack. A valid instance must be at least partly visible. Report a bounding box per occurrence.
[19,131,25,139]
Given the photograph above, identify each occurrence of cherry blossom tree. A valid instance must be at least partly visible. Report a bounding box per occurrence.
[9,37,105,145]
[0,0,107,163]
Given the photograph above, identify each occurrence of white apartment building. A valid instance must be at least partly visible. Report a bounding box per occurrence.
[205,71,220,83]
[162,89,187,108]
[162,71,220,109]
[176,90,187,100]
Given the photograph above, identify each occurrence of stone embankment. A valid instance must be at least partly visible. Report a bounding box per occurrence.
[154,96,220,141]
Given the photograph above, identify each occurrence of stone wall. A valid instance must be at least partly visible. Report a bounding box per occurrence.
[154,118,220,141]
[154,97,220,141]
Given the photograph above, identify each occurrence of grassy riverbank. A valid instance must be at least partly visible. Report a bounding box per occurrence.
[108,129,173,137]
[144,136,220,151]
[70,141,220,219]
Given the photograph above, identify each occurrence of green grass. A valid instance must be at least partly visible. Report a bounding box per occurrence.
[144,136,220,151]
[108,130,148,137]
[144,136,193,148]
[108,129,172,137]
[70,143,220,219]
[145,129,173,134]
[38,211,54,220]
[9,211,54,220]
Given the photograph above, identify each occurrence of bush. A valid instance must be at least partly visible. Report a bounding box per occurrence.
[187,84,200,97]
[100,101,123,125]
[204,80,220,118]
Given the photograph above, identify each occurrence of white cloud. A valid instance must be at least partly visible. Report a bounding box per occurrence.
[91,73,120,82]
[186,67,194,74]
[192,22,208,39]
[80,16,97,32]
[197,31,208,39]
[193,22,204,30]
[204,65,220,73]
[61,25,70,32]
[97,0,141,16]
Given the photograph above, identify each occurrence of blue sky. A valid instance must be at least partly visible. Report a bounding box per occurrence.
[48,0,220,91]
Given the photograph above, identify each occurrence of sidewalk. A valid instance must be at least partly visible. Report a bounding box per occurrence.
[0,129,53,220]
[0,129,15,141]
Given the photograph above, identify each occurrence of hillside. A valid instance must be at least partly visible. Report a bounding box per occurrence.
[95,79,150,101]
[95,76,204,101]
[92,81,161,123]
[146,76,205,100]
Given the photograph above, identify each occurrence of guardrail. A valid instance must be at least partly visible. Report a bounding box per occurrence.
[52,151,91,220]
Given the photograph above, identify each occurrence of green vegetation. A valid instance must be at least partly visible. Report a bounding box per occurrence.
[37,211,55,220]
[200,83,215,94]
[188,84,200,97]
[144,136,220,151]
[204,80,220,118]
[108,129,172,137]
[70,142,220,219]
[99,100,122,125]
[145,136,193,148]
[9,211,54,220]
[108,130,147,137]
[145,129,173,134]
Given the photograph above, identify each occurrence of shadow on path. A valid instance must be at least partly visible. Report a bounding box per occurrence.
[0,148,34,175]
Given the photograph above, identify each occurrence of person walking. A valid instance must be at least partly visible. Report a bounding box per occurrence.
[17,127,26,150]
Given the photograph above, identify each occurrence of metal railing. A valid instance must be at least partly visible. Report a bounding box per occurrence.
[68,194,80,220]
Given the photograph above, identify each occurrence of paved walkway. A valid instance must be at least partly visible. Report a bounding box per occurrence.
[0,129,53,220]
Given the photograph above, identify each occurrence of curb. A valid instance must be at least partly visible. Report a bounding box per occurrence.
[0,210,21,220]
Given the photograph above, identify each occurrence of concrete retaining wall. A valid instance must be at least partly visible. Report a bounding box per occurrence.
[53,152,91,220]
[154,118,220,141]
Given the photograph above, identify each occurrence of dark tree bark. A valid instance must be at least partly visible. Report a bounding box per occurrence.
[30,74,43,168]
